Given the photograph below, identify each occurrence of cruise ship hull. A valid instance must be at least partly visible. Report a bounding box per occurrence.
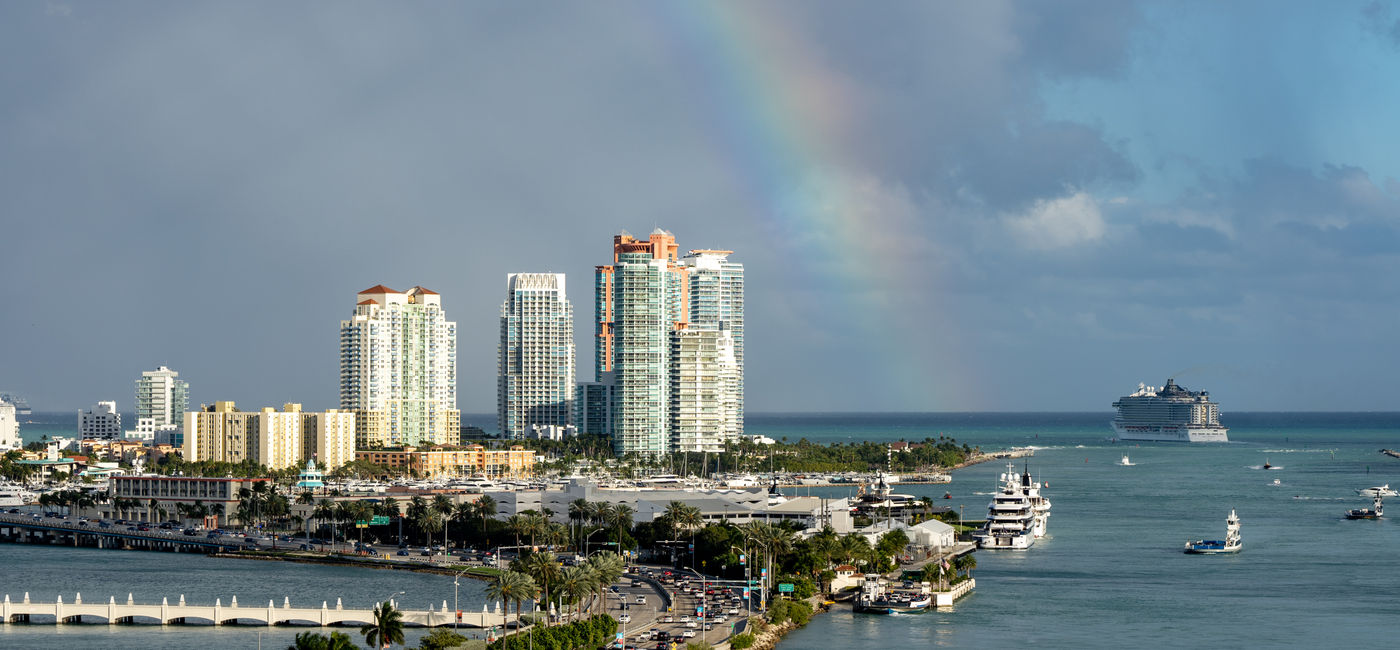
[1113,422,1228,443]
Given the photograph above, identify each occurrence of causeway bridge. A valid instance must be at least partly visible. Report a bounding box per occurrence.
[1,593,509,628]
[0,512,249,552]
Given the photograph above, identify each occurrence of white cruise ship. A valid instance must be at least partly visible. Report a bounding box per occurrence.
[1112,379,1229,442]
[973,463,1039,550]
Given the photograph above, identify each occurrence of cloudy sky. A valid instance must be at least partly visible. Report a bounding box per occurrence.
[3,1,1399,414]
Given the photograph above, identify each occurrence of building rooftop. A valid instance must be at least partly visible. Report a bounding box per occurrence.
[358,284,400,294]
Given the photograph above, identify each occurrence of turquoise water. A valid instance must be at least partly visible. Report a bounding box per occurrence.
[776,414,1400,649]
[8,412,1400,647]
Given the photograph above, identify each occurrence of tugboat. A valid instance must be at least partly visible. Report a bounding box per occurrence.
[1184,509,1243,554]
[1345,495,1385,520]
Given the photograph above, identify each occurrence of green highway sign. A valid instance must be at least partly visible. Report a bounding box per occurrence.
[778,583,794,593]
[370,515,390,526]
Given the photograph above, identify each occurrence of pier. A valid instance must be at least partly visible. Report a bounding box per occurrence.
[1,593,508,628]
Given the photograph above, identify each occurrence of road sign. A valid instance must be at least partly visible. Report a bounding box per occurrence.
[778,583,795,593]
[742,588,750,599]
[369,516,390,526]
[739,554,746,565]
[760,568,767,576]
[616,632,624,642]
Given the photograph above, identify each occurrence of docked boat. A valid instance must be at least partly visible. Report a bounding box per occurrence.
[0,481,35,507]
[1112,379,1229,442]
[1184,509,1242,554]
[1346,496,1385,520]
[973,463,1040,550]
[1119,455,1134,466]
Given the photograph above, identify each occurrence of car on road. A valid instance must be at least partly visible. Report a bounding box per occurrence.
[635,596,646,604]
[397,550,410,556]
[618,614,631,623]
[662,616,674,623]
[685,621,698,629]
[727,608,739,615]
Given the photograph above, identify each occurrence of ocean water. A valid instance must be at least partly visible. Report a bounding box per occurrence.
[7,412,1400,647]
[775,413,1400,649]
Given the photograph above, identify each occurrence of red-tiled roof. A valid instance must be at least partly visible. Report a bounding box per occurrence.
[409,286,439,295]
[359,284,399,294]
[835,564,857,572]
[357,299,377,305]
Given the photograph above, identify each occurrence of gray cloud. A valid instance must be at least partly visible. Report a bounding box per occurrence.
[1,1,1396,414]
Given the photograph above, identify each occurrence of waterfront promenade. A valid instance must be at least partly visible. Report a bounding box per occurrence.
[1,593,506,628]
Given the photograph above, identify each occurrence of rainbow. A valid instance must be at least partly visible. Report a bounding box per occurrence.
[649,4,964,409]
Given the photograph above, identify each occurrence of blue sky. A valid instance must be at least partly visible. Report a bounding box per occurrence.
[2,1,1398,413]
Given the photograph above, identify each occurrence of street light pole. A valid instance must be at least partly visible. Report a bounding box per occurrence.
[454,569,469,630]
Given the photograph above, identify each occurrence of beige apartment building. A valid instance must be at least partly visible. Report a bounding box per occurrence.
[183,402,356,470]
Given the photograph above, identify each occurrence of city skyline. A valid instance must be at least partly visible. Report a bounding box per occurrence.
[3,3,1400,413]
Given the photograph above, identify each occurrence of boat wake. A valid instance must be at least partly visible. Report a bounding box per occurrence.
[971,491,995,496]
[1261,449,1337,454]
[1291,496,1348,501]
[1249,465,1283,470]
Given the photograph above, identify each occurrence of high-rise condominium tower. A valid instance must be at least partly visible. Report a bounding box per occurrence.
[339,285,459,448]
[135,365,189,436]
[498,273,575,439]
[595,230,687,456]
[680,249,745,435]
[593,230,743,455]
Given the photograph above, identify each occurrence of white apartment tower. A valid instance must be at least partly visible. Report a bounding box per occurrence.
[499,273,575,439]
[0,399,18,450]
[670,327,740,452]
[339,285,460,448]
[680,250,744,435]
[135,365,189,436]
[78,401,123,440]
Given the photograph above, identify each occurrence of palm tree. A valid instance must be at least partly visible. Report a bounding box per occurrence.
[522,551,561,620]
[349,501,374,546]
[567,498,589,548]
[287,630,357,650]
[418,511,444,548]
[584,551,624,615]
[557,565,595,621]
[360,600,406,649]
[314,499,335,540]
[334,502,354,542]
[505,514,527,549]
[608,504,634,551]
[431,495,454,551]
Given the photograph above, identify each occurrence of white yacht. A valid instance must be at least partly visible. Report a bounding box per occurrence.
[1022,467,1052,538]
[974,463,1038,550]
[0,481,35,507]
[1119,455,1134,466]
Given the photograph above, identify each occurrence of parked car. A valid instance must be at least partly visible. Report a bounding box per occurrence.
[635,596,646,604]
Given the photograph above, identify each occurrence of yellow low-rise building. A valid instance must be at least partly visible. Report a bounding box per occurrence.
[183,402,357,470]
[356,444,539,478]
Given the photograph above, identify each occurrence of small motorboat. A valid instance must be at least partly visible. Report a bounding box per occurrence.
[1262,458,1275,470]
[1269,478,1282,487]
[1185,509,1242,554]
[1119,455,1134,466]
[942,492,952,499]
[1346,496,1385,520]
[1357,484,1398,498]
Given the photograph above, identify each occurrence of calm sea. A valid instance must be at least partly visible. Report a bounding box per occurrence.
[7,412,1400,648]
